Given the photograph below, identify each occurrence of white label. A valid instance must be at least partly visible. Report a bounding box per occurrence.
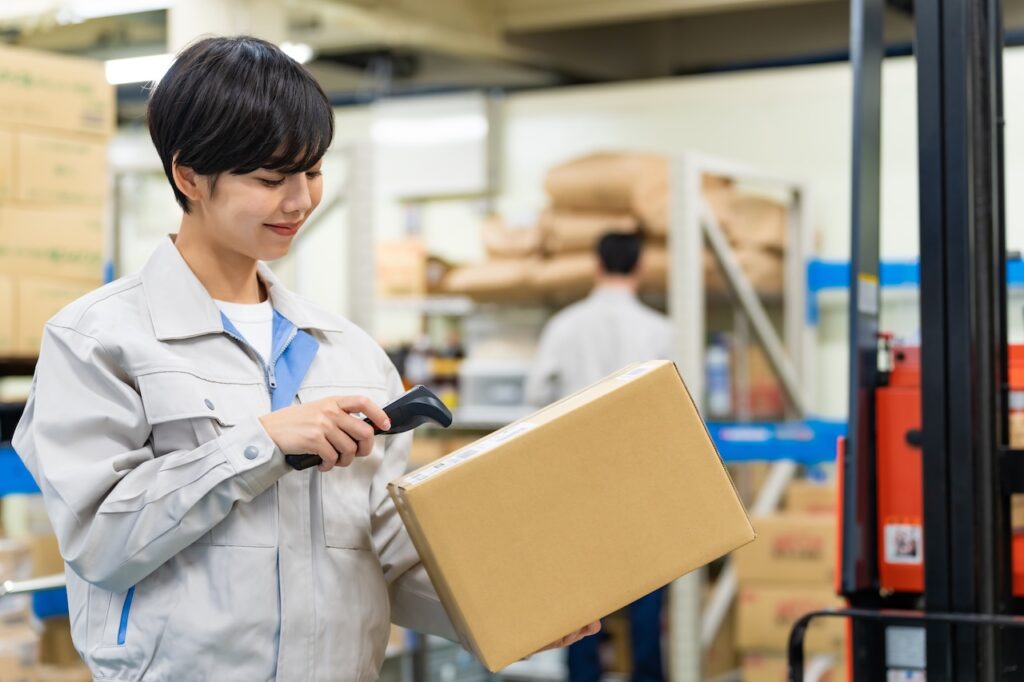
[884,524,923,565]
[403,423,538,485]
[858,275,880,315]
[616,362,660,382]
[887,671,926,682]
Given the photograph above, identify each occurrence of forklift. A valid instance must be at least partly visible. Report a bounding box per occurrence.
[787,0,1024,679]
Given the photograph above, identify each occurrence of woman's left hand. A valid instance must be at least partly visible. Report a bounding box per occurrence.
[535,621,602,653]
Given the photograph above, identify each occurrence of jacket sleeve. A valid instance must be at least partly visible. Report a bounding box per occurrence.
[12,324,291,593]
[369,361,461,644]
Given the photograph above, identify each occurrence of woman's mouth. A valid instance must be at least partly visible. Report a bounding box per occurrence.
[264,222,301,236]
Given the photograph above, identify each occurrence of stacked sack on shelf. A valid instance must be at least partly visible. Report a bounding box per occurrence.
[443,151,788,303]
[732,480,847,682]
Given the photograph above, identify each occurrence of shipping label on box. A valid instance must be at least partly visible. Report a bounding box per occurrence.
[16,277,96,356]
[0,44,114,136]
[16,131,107,206]
[737,585,846,655]
[0,206,104,283]
[389,360,755,672]
[734,514,836,586]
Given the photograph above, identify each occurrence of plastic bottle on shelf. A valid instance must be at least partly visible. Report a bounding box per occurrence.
[705,333,732,419]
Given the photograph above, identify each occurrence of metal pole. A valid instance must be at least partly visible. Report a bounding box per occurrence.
[667,156,705,682]
[845,0,886,678]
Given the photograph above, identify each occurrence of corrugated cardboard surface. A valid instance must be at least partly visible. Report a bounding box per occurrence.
[16,131,107,206]
[0,129,13,203]
[741,653,848,682]
[0,44,114,136]
[0,622,40,682]
[0,206,104,283]
[0,275,14,356]
[734,514,836,586]
[785,480,838,515]
[390,360,755,671]
[737,585,846,655]
[16,277,95,356]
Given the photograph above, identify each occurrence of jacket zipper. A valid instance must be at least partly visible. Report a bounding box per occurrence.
[222,328,276,396]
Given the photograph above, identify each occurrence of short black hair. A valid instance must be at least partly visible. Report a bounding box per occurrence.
[147,36,334,212]
[597,231,643,274]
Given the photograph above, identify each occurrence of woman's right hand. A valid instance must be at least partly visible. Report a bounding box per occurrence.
[258,396,391,472]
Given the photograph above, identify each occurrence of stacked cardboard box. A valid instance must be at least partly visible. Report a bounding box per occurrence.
[0,44,114,357]
[733,479,846,681]
[0,539,41,682]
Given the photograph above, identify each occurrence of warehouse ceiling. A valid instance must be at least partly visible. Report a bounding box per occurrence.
[1,0,1023,118]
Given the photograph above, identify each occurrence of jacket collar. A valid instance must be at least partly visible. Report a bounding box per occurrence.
[141,236,348,341]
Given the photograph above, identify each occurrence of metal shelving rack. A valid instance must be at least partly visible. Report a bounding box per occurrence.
[666,152,816,682]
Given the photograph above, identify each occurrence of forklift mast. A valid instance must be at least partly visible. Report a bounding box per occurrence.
[841,0,1012,680]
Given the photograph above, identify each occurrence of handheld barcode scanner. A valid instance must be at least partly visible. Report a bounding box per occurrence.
[285,385,453,471]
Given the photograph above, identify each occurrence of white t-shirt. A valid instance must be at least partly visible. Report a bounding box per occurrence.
[215,299,274,364]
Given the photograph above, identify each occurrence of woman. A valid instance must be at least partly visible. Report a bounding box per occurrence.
[14,36,598,681]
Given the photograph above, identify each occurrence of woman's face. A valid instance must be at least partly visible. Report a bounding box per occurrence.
[192,159,324,262]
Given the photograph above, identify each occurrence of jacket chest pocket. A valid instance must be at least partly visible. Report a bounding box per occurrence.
[138,370,277,547]
[298,383,390,551]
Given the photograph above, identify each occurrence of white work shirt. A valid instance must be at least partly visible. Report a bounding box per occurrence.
[14,237,458,682]
[525,285,673,406]
[215,298,274,363]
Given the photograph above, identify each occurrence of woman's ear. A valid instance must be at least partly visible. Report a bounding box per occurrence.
[171,153,204,205]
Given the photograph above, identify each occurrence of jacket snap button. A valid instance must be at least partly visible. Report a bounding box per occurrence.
[244,446,259,460]
[204,399,215,410]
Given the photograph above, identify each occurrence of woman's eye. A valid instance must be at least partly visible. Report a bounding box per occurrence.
[305,171,322,180]
[259,177,285,187]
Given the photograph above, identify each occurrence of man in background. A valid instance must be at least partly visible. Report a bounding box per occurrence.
[525,231,670,682]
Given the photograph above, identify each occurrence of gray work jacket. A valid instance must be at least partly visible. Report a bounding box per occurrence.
[13,236,456,681]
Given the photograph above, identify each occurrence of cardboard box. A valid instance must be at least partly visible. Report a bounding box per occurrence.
[39,619,78,668]
[0,274,14,356]
[16,277,96,357]
[734,514,836,586]
[0,623,40,682]
[0,540,31,583]
[0,44,114,136]
[0,206,104,283]
[705,603,739,679]
[742,653,847,682]
[0,129,14,203]
[389,360,755,671]
[0,540,33,626]
[785,480,838,515]
[15,131,107,207]
[34,664,92,682]
[737,585,846,655]
[376,239,426,298]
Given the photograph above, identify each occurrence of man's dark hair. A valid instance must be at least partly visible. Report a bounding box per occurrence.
[597,231,643,274]
[147,36,335,212]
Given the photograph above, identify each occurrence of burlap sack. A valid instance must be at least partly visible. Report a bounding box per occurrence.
[545,152,668,214]
[530,253,596,301]
[729,195,787,254]
[703,248,785,295]
[443,258,539,302]
[481,215,543,260]
[539,210,639,254]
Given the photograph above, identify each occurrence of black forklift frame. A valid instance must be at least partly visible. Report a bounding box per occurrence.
[834,0,1012,680]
